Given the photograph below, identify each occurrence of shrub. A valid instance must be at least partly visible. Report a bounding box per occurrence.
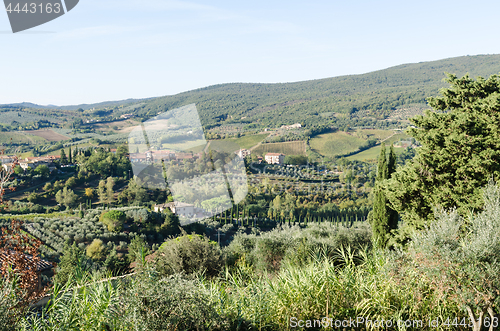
[86,239,106,261]
[156,234,223,277]
[99,210,126,232]
[123,274,226,330]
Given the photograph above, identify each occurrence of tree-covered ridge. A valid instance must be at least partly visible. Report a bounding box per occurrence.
[131,54,500,128]
[4,54,500,132]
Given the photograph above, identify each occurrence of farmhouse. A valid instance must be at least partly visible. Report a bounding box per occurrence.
[154,201,195,217]
[265,153,285,165]
[281,123,302,130]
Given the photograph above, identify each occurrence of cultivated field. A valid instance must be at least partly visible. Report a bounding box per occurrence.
[92,119,141,133]
[252,141,306,156]
[0,132,47,145]
[26,129,69,142]
[347,133,411,162]
[309,131,365,157]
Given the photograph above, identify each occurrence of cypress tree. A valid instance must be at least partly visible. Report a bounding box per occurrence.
[387,145,399,232]
[60,149,68,165]
[372,143,390,248]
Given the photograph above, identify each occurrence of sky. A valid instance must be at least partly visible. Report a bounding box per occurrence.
[1,0,500,105]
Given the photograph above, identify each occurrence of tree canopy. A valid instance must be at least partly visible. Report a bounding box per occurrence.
[385,73,500,229]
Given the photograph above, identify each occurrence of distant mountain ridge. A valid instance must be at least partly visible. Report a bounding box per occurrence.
[4,54,500,128]
[0,99,148,111]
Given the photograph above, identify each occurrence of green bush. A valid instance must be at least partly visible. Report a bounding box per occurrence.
[224,223,372,273]
[123,274,227,331]
[99,210,126,232]
[155,234,223,277]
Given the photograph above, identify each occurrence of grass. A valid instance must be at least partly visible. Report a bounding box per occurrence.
[25,130,69,142]
[252,141,306,156]
[347,145,405,162]
[230,133,269,149]
[0,132,47,145]
[161,139,207,152]
[346,133,410,162]
[309,131,365,157]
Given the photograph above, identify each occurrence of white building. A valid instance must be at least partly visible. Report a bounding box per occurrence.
[236,149,251,159]
[154,201,195,217]
[265,153,285,165]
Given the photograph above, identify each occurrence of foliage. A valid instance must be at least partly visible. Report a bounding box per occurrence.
[156,234,223,277]
[225,223,372,273]
[54,242,93,285]
[371,143,398,248]
[99,210,126,232]
[55,187,77,209]
[0,220,50,305]
[86,239,107,261]
[122,274,226,331]
[386,73,500,230]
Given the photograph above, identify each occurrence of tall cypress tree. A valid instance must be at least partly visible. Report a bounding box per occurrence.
[372,143,389,247]
[372,143,399,248]
[68,146,72,164]
[60,149,68,165]
[387,145,399,232]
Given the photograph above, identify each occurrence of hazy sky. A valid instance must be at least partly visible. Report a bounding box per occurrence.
[1,0,500,105]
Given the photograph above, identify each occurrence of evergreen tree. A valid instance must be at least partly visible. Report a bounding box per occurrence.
[387,145,399,232]
[60,149,68,165]
[68,146,72,164]
[98,180,107,204]
[386,73,500,230]
[372,143,399,248]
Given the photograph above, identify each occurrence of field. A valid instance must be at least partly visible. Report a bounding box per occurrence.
[158,139,207,153]
[354,129,394,140]
[0,132,47,145]
[92,119,141,133]
[347,133,411,162]
[252,141,306,156]
[25,129,69,142]
[0,110,61,125]
[346,145,404,162]
[230,133,269,149]
[309,131,365,157]
[208,133,269,153]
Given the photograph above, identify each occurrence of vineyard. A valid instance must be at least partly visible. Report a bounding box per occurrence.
[252,140,306,156]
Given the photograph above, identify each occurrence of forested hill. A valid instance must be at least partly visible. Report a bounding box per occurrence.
[6,54,500,129]
[128,54,500,128]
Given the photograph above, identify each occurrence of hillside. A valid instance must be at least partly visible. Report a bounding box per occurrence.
[3,54,500,132]
[123,54,500,129]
